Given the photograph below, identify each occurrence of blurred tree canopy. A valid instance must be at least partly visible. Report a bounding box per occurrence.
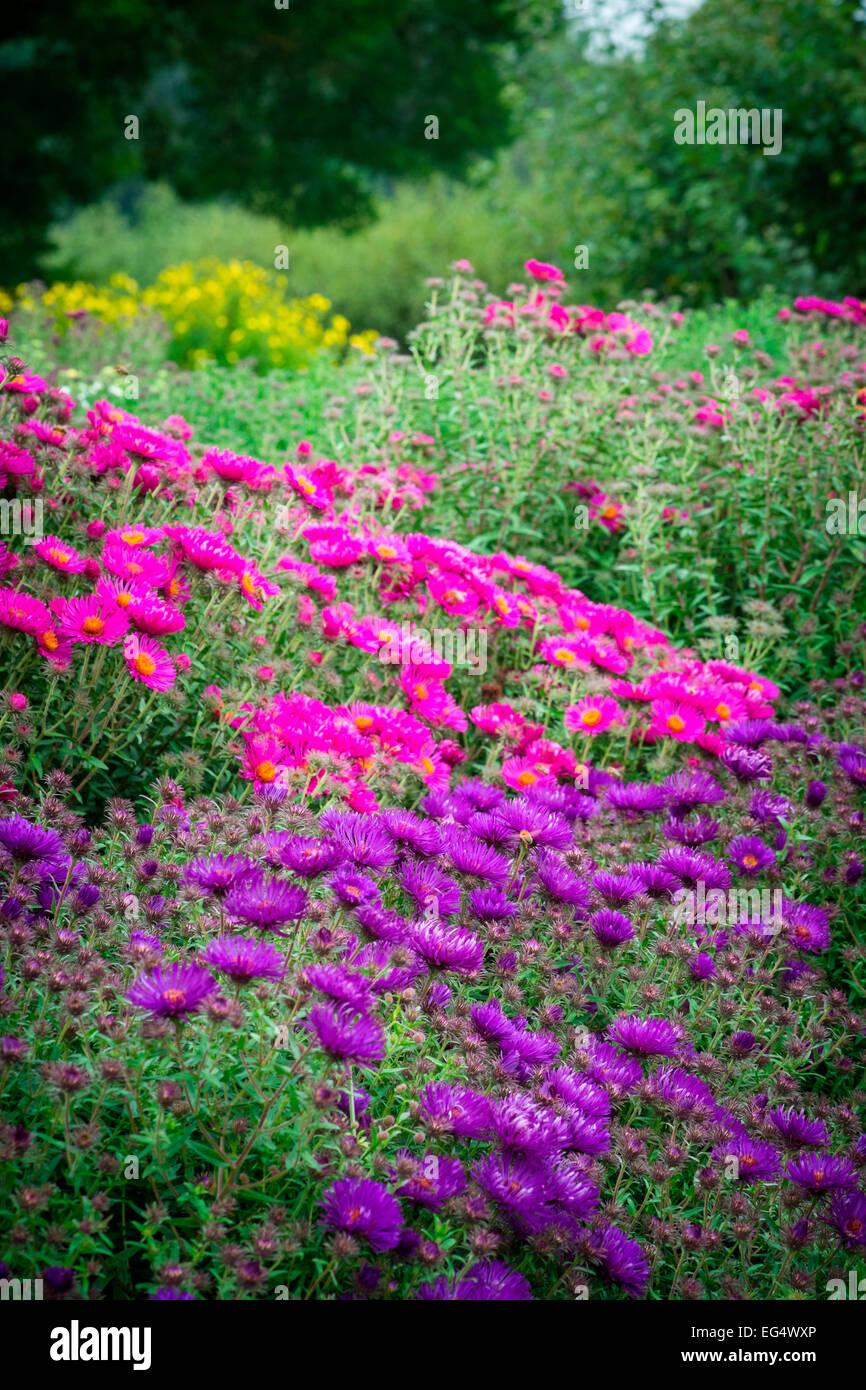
[1,0,555,280]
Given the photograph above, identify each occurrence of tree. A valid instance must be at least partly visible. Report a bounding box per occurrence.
[1,0,555,282]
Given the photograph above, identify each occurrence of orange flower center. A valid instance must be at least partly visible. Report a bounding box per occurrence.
[134,652,157,676]
[41,630,59,651]
[256,760,277,782]
[162,989,186,1008]
[743,854,757,868]
[581,708,602,727]
[83,615,104,635]
[667,714,686,733]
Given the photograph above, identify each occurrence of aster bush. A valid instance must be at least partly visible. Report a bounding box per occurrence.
[0,261,864,1302]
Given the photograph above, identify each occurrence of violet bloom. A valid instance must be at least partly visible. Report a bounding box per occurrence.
[181,853,257,898]
[380,809,442,857]
[408,919,484,975]
[532,850,591,907]
[0,815,67,875]
[690,952,716,980]
[225,872,307,931]
[712,1136,780,1184]
[468,887,519,921]
[663,815,720,846]
[590,909,635,949]
[307,1002,385,1066]
[304,962,374,1011]
[417,1081,493,1139]
[322,812,397,871]
[632,863,680,898]
[473,1150,553,1225]
[606,781,667,815]
[822,1192,866,1248]
[784,1152,858,1193]
[749,790,792,827]
[416,1260,532,1301]
[442,826,510,886]
[586,1225,650,1298]
[721,745,773,782]
[661,770,726,816]
[728,835,775,875]
[126,961,218,1018]
[203,936,285,985]
[608,1014,682,1058]
[767,1106,830,1149]
[279,836,344,877]
[328,865,381,908]
[494,799,574,851]
[805,780,827,808]
[658,847,731,891]
[320,1176,403,1251]
[591,869,644,906]
[394,1151,467,1209]
[490,1094,571,1159]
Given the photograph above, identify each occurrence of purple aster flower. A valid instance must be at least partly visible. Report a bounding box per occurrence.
[126,961,218,1018]
[690,952,716,980]
[663,814,720,846]
[590,908,635,949]
[506,1024,560,1072]
[490,1094,571,1158]
[658,847,731,890]
[784,1152,858,1193]
[782,899,831,954]
[730,1030,757,1056]
[328,865,382,908]
[353,904,409,944]
[749,790,792,826]
[712,1136,780,1184]
[319,812,397,871]
[41,1266,77,1296]
[586,1225,650,1298]
[608,1014,682,1058]
[473,1150,552,1224]
[468,886,519,921]
[150,1288,198,1300]
[845,860,864,885]
[398,861,462,917]
[568,1111,611,1156]
[203,936,284,984]
[526,782,599,822]
[441,826,510,886]
[181,853,257,898]
[728,834,775,875]
[380,809,442,857]
[408,918,484,975]
[606,781,667,815]
[394,1151,467,1208]
[417,1081,493,1139]
[320,1176,403,1251]
[471,999,516,1044]
[279,836,344,877]
[307,1002,385,1066]
[591,869,644,905]
[767,1106,830,1149]
[805,780,827,808]
[838,748,866,784]
[724,718,782,746]
[550,1165,600,1217]
[465,811,516,847]
[225,872,307,931]
[455,777,507,812]
[540,1066,611,1120]
[532,850,591,907]
[649,1066,716,1117]
[416,1260,532,1301]
[721,745,773,782]
[0,815,67,874]
[822,1192,866,1248]
[583,1037,643,1092]
[632,862,680,898]
[661,770,726,816]
[1,1036,29,1062]
[304,962,375,1010]
[494,799,574,851]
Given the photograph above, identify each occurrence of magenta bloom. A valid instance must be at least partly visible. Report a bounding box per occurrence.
[784,1152,858,1193]
[767,1106,830,1150]
[307,1002,385,1066]
[416,1082,493,1139]
[712,1136,780,1184]
[203,936,285,984]
[0,815,66,874]
[123,633,176,691]
[129,594,186,635]
[822,1192,866,1248]
[225,872,307,931]
[608,1014,682,1058]
[56,594,130,646]
[320,1176,403,1251]
[649,699,705,743]
[565,695,622,735]
[182,853,257,898]
[304,962,374,1011]
[126,960,218,1018]
[590,909,635,949]
[34,534,87,574]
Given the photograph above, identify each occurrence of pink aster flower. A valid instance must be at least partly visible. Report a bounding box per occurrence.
[123,633,176,691]
[56,594,130,645]
[128,594,186,635]
[565,695,623,735]
[34,535,87,574]
[649,699,705,742]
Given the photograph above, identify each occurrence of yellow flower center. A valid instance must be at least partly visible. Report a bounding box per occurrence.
[743,854,757,868]
[554,647,575,664]
[581,708,602,727]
